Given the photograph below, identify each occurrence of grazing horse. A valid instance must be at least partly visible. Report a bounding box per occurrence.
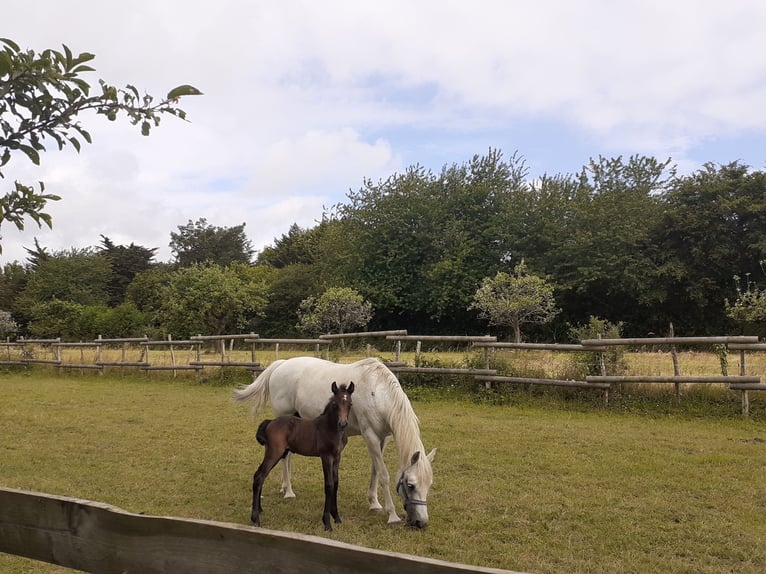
[234,357,436,528]
[251,381,354,531]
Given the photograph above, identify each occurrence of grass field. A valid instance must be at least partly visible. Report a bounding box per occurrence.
[1,364,766,573]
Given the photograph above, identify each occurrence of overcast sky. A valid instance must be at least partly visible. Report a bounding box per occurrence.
[3,1,766,265]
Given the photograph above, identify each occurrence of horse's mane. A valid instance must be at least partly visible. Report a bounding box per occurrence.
[355,358,431,477]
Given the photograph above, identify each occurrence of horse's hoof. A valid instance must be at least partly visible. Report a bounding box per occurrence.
[368,502,383,512]
[334,516,342,524]
[387,515,402,524]
[282,492,296,499]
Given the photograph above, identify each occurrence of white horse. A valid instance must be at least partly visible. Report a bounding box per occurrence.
[233,356,436,528]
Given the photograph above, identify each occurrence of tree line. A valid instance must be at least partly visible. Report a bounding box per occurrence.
[0,149,764,342]
[2,40,764,343]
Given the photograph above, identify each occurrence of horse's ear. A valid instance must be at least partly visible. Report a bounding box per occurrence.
[426,448,437,463]
[331,381,338,394]
[410,451,420,465]
[348,381,355,394]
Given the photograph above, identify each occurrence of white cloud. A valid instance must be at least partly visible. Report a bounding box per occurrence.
[2,0,766,264]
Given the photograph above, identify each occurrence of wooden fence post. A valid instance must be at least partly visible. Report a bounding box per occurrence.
[669,323,681,404]
[740,349,750,416]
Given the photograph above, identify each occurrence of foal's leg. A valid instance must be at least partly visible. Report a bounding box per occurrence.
[330,451,342,524]
[320,455,335,531]
[279,452,296,498]
[251,449,283,526]
[362,431,400,523]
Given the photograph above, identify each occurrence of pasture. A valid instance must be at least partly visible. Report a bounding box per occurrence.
[1,369,766,573]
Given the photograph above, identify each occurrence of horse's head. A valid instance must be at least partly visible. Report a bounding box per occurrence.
[330,381,354,430]
[396,448,436,529]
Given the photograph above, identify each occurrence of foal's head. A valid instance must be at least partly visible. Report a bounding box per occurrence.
[327,381,354,430]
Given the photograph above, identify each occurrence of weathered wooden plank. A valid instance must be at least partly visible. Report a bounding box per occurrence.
[0,488,520,574]
[389,367,497,375]
[581,336,758,346]
[729,383,766,391]
[245,338,331,345]
[142,365,201,371]
[57,364,103,370]
[586,375,761,384]
[477,375,610,389]
[472,342,607,352]
[95,337,150,343]
[190,333,259,341]
[140,340,198,346]
[188,361,261,367]
[728,343,766,351]
[96,362,151,367]
[320,330,408,340]
[386,335,497,342]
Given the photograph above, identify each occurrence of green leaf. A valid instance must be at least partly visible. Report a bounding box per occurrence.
[73,125,92,144]
[71,52,95,66]
[0,38,20,52]
[141,121,150,136]
[71,65,96,74]
[166,85,203,100]
[0,52,11,77]
[72,77,91,95]
[19,145,41,165]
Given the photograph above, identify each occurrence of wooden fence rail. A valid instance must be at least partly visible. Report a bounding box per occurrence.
[0,488,518,574]
[580,336,759,346]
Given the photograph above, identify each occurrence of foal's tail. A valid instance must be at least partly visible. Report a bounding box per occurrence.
[232,359,285,413]
[256,419,272,445]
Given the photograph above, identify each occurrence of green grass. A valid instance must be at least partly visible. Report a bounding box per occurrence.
[1,370,766,573]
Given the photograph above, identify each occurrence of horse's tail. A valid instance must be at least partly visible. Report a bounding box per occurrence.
[232,359,285,413]
[256,419,272,445]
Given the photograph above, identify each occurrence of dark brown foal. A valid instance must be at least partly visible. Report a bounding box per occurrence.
[251,381,354,531]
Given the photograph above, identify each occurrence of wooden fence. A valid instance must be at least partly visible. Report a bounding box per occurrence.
[472,341,611,399]
[471,336,766,415]
[582,335,765,415]
[0,334,332,375]
[2,331,765,413]
[0,487,518,574]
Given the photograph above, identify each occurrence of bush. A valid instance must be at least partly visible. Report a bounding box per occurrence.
[27,301,149,340]
[568,316,628,377]
[28,300,84,339]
